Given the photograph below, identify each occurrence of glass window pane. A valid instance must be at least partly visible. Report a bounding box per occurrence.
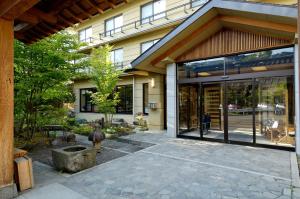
[110,51,115,64]
[255,77,295,147]
[85,27,92,40]
[226,47,294,75]
[143,83,149,114]
[153,0,166,20]
[79,30,85,42]
[116,85,133,114]
[114,15,123,33]
[141,3,153,24]
[141,41,154,53]
[105,19,114,35]
[178,85,199,136]
[178,57,225,79]
[114,49,123,65]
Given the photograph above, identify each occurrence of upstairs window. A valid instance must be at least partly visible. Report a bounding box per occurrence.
[110,48,123,67]
[141,39,160,53]
[141,0,166,24]
[190,0,206,8]
[79,27,92,43]
[105,15,123,36]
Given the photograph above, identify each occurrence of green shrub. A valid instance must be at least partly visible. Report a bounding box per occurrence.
[72,124,93,136]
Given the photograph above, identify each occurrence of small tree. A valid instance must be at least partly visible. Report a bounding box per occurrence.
[90,45,123,126]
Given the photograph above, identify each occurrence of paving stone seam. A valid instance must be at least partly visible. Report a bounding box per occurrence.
[140,150,292,182]
[101,146,131,154]
[290,152,300,188]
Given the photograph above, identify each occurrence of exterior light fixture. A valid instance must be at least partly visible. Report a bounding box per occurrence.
[151,78,155,88]
[251,66,267,71]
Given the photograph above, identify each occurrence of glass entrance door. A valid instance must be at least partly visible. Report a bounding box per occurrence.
[226,80,254,143]
[201,83,225,140]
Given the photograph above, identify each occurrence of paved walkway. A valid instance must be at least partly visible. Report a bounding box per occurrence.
[17,132,300,199]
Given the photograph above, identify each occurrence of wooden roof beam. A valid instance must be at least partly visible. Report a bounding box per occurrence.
[0,0,21,17]
[85,0,104,14]
[40,22,59,33]
[73,4,93,18]
[64,9,84,23]
[105,0,116,9]
[58,15,74,26]
[219,15,297,33]
[151,16,220,66]
[3,0,40,20]
[28,7,57,24]
[18,12,39,24]
[33,26,52,36]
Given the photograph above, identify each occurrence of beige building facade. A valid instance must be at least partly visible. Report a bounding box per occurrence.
[72,0,297,130]
[72,0,210,130]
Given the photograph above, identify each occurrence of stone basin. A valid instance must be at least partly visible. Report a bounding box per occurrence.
[52,145,96,173]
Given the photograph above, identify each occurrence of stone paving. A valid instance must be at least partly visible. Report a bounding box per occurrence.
[17,132,300,199]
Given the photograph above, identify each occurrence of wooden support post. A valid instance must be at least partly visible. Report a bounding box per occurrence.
[0,17,14,198]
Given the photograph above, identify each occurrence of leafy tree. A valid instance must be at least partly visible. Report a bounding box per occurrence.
[14,31,87,139]
[89,45,123,126]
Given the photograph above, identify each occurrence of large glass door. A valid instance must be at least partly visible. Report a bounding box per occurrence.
[201,83,225,140]
[226,80,254,143]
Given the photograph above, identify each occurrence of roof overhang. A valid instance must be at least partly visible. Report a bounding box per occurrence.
[131,0,297,73]
[1,0,128,44]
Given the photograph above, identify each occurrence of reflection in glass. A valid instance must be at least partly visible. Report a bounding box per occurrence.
[177,47,294,79]
[255,77,295,146]
[227,81,253,143]
[226,47,294,75]
[178,57,224,79]
[178,85,199,136]
[201,83,224,140]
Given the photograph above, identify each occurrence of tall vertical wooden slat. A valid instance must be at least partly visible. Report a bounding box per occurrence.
[0,18,14,190]
[176,28,293,62]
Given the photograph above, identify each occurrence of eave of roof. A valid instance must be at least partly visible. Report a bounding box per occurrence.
[131,0,297,69]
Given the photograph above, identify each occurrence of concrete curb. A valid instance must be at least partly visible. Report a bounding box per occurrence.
[291,152,300,188]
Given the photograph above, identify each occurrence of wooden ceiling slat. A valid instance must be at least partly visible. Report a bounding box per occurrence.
[85,0,104,14]
[58,15,74,26]
[40,22,59,33]
[0,0,21,17]
[10,0,127,43]
[3,0,39,20]
[28,7,57,24]
[18,12,39,25]
[64,9,84,23]
[73,3,93,18]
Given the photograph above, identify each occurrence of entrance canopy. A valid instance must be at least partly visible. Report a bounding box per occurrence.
[131,0,297,73]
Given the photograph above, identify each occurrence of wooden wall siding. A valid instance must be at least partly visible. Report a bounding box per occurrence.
[176,29,293,62]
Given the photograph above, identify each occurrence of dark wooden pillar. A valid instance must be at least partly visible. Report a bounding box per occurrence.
[0,17,14,197]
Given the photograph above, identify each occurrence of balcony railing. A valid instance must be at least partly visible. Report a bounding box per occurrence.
[79,37,94,44]
[97,0,208,42]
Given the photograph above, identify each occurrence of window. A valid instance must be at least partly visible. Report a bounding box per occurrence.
[143,83,149,115]
[116,85,133,114]
[141,39,160,53]
[110,48,123,67]
[105,15,123,36]
[80,88,97,112]
[79,27,92,43]
[141,0,166,24]
[190,0,206,8]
